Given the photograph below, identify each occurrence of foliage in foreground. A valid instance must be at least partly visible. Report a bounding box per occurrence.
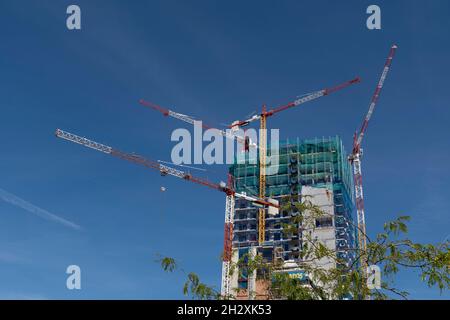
[156,200,449,300]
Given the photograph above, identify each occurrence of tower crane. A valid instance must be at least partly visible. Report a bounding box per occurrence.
[138,99,258,150]
[56,128,274,299]
[348,44,397,275]
[55,128,276,209]
[230,77,361,245]
[135,100,258,297]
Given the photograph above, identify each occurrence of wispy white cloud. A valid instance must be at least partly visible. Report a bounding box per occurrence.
[0,251,24,264]
[0,188,82,231]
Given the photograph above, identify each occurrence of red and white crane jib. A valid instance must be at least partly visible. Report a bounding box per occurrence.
[229,77,361,129]
[353,45,397,154]
[55,128,277,209]
[138,99,258,149]
[56,128,113,154]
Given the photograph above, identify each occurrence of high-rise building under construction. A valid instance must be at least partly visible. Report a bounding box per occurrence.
[221,136,357,299]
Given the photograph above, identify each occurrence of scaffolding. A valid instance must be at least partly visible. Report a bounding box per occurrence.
[227,136,357,292]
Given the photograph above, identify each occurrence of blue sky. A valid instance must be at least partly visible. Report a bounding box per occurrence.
[0,0,449,299]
